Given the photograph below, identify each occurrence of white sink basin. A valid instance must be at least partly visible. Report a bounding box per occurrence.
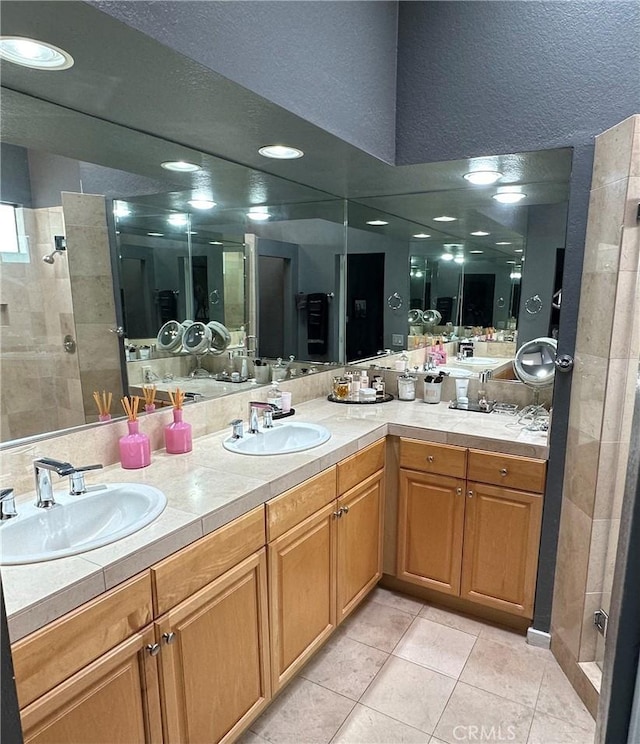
[223,421,331,456]
[455,356,502,366]
[0,483,167,565]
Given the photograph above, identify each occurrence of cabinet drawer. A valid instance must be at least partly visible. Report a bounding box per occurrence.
[152,505,265,615]
[12,572,153,709]
[337,439,385,495]
[267,467,337,542]
[467,450,546,493]
[399,438,466,479]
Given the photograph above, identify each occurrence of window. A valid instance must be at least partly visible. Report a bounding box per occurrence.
[0,203,20,254]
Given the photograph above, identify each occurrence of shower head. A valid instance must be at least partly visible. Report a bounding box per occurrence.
[42,248,65,264]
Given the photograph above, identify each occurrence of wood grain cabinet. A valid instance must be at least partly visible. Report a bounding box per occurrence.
[397,439,545,618]
[267,440,385,691]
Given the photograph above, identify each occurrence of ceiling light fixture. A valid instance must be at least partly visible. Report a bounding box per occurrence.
[493,189,526,204]
[453,254,465,264]
[366,220,389,226]
[433,215,457,222]
[413,233,431,239]
[0,36,74,70]
[469,250,484,254]
[147,232,164,237]
[496,241,512,246]
[161,160,201,173]
[470,231,490,237]
[113,201,130,218]
[440,252,454,262]
[514,249,524,253]
[188,199,216,210]
[168,214,188,226]
[258,144,304,160]
[463,170,503,185]
[209,241,224,245]
[247,206,270,221]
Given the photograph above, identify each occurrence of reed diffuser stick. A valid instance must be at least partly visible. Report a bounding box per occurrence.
[168,388,185,410]
[120,395,140,421]
[142,385,157,407]
[93,390,113,417]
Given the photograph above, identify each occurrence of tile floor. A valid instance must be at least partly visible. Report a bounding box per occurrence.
[239,587,596,744]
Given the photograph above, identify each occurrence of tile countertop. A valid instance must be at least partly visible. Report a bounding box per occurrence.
[1,397,548,643]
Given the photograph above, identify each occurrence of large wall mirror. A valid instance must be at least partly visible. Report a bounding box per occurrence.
[0,86,571,445]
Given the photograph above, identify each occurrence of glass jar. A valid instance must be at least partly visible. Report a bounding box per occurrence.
[397,373,416,401]
[332,376,349,400]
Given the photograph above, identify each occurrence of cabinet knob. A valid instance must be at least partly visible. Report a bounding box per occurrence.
[162,632,176,645]
[333,508,343,518]
[500,468,508,476]
[342,505,349,514]
[456,487,462,496]
[427,455,434,463]
[146,643,161,657]
[467,490,474,498]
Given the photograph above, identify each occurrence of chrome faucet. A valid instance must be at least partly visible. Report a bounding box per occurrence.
[247,402,277,434]
[230,419,244,439]
[0,488,17,520]
[33,458,104,508]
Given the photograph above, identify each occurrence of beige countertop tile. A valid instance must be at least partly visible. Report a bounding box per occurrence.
[2,395,549,640]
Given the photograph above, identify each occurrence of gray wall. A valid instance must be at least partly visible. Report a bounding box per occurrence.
[28,151,81,208]
[0,144,32,207]
[92,0,399,163]
[396,0,640,164]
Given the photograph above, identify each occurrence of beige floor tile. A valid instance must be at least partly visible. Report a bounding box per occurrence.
[251,678,355,744]
[479,623,552,658]
[430,740,448,744]
[459,637,547,708]
[418,604,486,636]
[342,599,414,652]
[301,633,388,700]
[433,682,534,744]
[393,617,477,678]
[527,710,595,744]
[370,586,425,615]
[236,730,270,744]
[332,704,431,743]
[536,660,595,732]
[360,656,456,734]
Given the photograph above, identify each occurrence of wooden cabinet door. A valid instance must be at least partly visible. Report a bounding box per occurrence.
[268,501,337,692]
[20,626,162,744]
[397,469,466,595]
[337,469,384,623]
[461,482,543,618]
[157,549,271,744]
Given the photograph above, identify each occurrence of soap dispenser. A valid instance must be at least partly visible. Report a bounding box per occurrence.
[266,381,283,410]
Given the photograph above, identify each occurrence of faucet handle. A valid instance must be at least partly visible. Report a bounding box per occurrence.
[0,488,17,520]
[230,419,244,440]
[263,409,274,429]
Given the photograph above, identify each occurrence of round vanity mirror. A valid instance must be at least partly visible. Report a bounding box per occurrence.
[182,322,211,354]
[206,321,232,354]
[156,320,185,352]
[512,337,557,388]
[423,309,442,326]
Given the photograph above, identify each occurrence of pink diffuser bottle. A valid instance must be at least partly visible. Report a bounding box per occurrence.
[119,397,151,469]
[165,389,192,454]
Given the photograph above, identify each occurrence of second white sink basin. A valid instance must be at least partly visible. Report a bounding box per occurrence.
[0,483,167,565]
[223,421,331,456]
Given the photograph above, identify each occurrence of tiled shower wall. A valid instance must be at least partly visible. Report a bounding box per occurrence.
[550,115,640,714]
[0,206,84,440]
[61,193,124,423]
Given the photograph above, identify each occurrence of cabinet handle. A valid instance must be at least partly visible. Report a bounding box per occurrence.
[333,508,343,518]
[456,487,462,496]
[467,490,474,498]
[500,468,508,476]
[146,643,161,657]
[342,505,349,514]
[427,455,434,463]
[162,632,176,645]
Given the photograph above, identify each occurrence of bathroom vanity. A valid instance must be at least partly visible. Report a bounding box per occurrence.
[2,396,548,744]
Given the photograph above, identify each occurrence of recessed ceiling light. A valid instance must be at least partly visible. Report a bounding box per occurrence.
[493,191,526,204]
[433,215,457,222]
[247,206,270,221]
[258,144,304,159]
[470,231,490,237]
[413,233,431,239]
[453,255,465,264]
[168,214,188,226]
[366,220,389,226]
[147,232,164,237]
[514,249,524,253]
[161,161,201,172]
[496,241,512,246]
[463,170,503,185]
[0,36,74,70]
[506,260,516,264]
[209,241,224,245]
[440,252,454,262]
[188,199,216,210]
[469,250,484,254]
[187,231,198,235]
